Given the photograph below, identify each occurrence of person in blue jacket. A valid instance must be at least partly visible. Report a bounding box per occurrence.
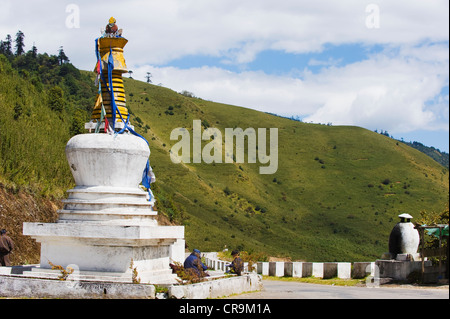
[184,249,208,277]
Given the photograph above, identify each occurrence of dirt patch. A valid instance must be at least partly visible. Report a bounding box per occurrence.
[155,213,178,226]
[268,256,292,262]
[0,183,60,265]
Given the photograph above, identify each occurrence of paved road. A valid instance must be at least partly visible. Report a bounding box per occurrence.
[226,280,449,299]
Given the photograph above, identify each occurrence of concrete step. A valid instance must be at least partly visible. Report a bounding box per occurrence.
[62,198,154,206]
[20,267,178,284]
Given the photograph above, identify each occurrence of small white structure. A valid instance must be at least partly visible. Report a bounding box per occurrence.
[337,262,352,279]
[257,262,269,275]
[284,262,302,277]
[312,263,324,278]
[388,213,420,260]
[268,262,284,277]
[23,133,184,284]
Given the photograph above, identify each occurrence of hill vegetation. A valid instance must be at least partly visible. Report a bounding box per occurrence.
[399,140,448,168]
[0,33,448,264]
[0,34,95,196]
[122,78,448,262]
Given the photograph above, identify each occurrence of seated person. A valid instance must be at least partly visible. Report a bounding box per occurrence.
[226,250,244,276]
[183,249,208,277]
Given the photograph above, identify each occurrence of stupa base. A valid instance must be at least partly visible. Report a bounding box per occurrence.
[23,222,184,284]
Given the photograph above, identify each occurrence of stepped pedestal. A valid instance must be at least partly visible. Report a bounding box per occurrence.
[23,133,184,284]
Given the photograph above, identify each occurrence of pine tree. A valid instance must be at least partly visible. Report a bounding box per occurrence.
[0,34,13,56]
[15,30,25,56]
[57,46,69,65]
[31,43,38,58]
[146,72,152,83]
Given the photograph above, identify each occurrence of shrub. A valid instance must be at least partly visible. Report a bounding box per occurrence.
[180,90,195,98]
[223,186,231,196]
[13,102,22,120]
[201,119,210,128]
[171,261,206,284]
[48,261,74,281]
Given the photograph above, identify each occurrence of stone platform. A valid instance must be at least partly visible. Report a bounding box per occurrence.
[376,259,431,281]
[0,266,262,299]
[22,223,184,284]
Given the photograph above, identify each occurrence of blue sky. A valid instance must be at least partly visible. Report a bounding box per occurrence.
[1,0,449,152]
[164,43,386,76]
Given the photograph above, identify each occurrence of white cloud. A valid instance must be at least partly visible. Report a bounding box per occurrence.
[303,43,449,131]
[2,0,448,68]
[133,42,448,136]
[1,0,448,149]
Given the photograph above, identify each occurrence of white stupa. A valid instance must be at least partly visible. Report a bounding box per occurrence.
[22,21,185,284]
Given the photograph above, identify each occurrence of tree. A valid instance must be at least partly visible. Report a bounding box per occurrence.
[15,31,25,56]
[70,108,87,135]
[180,90,195,98]
[418,206,449,260]
[128,70,133,78]
[146,72,152,83]
[31,43,38,58]
[57,46,69,65]
[0,34,13,56]
[47,86,65,112]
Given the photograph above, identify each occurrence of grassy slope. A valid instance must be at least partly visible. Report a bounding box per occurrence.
[122,77,449,262]
[0,56,74,197]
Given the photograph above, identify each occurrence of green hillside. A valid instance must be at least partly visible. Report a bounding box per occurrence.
[121,78,448,262]
[400,140,449,168]
[0,52,448,263]
[0,54,92,197]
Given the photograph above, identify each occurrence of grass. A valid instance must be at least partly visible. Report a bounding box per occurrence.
[123,77,448,262]
[262,275,366,287]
